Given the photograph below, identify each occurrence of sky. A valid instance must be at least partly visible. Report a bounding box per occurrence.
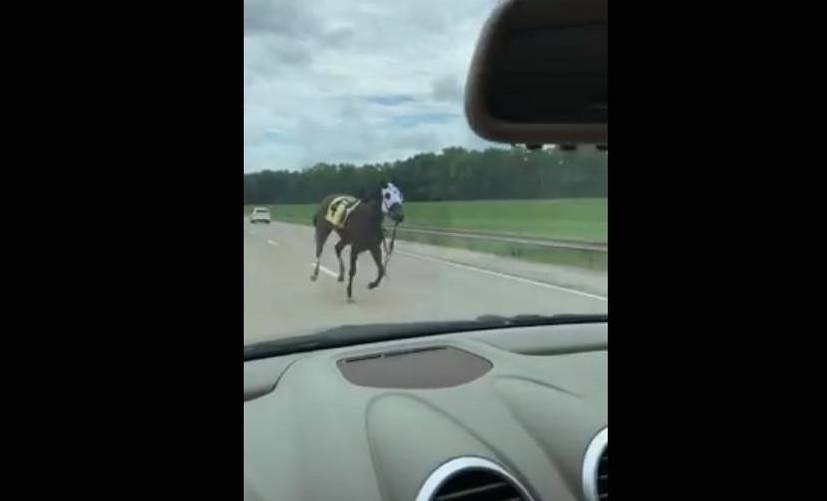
[244,0,502,173]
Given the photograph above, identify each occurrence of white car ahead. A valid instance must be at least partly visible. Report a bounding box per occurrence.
[250,207,271,224]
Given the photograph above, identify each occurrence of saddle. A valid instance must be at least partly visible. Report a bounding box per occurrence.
[325,195,361,228]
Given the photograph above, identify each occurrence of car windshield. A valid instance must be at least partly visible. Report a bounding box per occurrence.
[244,0,607,347]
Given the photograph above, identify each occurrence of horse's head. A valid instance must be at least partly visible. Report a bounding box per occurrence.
[380,181,404,223]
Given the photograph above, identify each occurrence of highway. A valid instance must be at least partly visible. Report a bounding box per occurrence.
[244,220,607,344]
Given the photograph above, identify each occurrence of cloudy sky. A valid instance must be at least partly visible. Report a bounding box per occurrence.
[244,0,502,172]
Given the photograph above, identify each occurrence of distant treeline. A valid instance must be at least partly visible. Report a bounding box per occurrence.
[244,146,607,204]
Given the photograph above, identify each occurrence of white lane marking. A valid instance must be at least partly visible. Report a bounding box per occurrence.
[309,263,339,278]
[395,250,607,301]
[267,240,279,247]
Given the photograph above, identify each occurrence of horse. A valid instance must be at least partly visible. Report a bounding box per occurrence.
[310,182,405,302]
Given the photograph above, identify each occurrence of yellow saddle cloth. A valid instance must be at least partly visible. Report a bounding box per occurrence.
[325,196,360,228]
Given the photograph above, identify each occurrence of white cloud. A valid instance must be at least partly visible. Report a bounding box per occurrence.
[244,0,501,172]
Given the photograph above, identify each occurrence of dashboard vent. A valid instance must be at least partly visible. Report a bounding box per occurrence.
[582,428,608,501]
[597,446,607,500]
[433,469,524,501]
[416,457,534,501]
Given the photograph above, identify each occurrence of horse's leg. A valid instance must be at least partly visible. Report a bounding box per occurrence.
[334,239,347,282]
[346,247,359,302]
[367,244,385,290]
[311,223,332,281]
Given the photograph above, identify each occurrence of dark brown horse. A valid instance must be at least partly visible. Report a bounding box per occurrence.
[310,182,405,302]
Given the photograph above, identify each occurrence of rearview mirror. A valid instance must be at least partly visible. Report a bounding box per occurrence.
[465,0,608,146]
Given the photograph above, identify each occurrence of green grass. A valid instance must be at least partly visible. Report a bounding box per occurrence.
[400,199,606,243]
[245,198,607,243]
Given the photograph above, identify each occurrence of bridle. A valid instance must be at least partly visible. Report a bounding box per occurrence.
[378,184,402,273]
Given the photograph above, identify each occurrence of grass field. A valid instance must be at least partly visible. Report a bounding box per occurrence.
[245,198,607,271]
[244,198,607,243]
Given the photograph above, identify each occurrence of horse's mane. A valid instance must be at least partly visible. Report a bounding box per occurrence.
[359,186,382,202]
[358,185,385,228]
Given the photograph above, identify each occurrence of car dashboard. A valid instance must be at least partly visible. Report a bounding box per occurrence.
[244,322,608,501]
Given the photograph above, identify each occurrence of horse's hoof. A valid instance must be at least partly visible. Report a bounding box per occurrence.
[337,276,344,282]
[367,282,378,289]
[310,274,318,282]
[346,297,355,304]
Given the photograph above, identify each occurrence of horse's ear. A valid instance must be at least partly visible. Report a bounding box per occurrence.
[379,180,388,189]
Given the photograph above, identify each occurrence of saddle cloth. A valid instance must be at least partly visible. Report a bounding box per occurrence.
[325,195,361,228]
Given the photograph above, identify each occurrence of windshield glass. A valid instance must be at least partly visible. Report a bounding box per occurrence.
[244,0,607,347]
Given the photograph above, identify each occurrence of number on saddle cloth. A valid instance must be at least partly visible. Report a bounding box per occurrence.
[325,196,360,228]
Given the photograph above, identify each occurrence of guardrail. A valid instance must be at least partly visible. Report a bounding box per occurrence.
[383,224,607,252]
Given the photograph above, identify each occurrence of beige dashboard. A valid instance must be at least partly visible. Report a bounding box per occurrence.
[244,322,608,501]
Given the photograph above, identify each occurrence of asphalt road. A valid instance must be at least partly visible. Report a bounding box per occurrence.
[244,220,607,344]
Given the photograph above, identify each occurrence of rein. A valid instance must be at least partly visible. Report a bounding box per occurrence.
[382,220,399,272]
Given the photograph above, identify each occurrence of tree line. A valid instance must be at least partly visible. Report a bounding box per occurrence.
[244,146,607,204]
